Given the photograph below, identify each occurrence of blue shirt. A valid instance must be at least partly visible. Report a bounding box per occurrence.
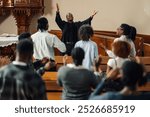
[75,39,98,69]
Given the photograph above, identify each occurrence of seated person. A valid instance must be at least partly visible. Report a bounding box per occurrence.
[75,24,98,70]
[57,47,98,100]
[18,32,55,75]
[18,32,32,41]
[90,61,150,100]
[31,17,66,60]
[0,39,47,99]
[100,24,136,58]
[106,41,131,74]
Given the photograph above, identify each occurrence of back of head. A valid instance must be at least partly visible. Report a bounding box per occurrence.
[112,41,131,58]
[71,47,85,66]
[129,26,137,41]
[78,24,94,41]
[18,32,31,41]
[17,39,33,56]
[120,23,137,41]
[37,17,48,32]
[122,61,147,90]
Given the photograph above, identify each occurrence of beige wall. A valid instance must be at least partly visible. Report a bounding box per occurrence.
[0,0,150,35]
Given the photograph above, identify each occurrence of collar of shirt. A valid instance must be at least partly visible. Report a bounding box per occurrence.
[38,30,48,33]
[12,61,27,66]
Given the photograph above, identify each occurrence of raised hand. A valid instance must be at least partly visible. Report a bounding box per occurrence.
[63,54,68,65]
[91,11,98,18]
[56,3,59,12]
[99,43,106,50]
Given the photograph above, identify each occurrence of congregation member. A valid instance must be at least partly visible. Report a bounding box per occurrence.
[18,32,32,41]
[75,24,98,70]
[55,3,97,55]
[57,47,98,100]
[32,17,66,60]
[18,32,54,75]
[100,23,136,58]
[106,41,131,74]
[0,39,47,99]
[115,24,136,56]
[90,61,150,100]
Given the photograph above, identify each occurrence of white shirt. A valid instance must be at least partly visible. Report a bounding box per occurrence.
[107,57,130,70]
[75,39,98,69]
[31,30,66,60]
[114,35,136,57]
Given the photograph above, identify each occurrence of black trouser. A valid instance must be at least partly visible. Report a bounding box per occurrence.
[65,42,75,55]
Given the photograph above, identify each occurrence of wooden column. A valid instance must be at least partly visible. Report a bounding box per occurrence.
[0,0,45,34]
[13,8,32,34]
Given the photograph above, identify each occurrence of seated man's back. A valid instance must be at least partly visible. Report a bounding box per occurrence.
[0,63,47,100]
[57,66,97,100]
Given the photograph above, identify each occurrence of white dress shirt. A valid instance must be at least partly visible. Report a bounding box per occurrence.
[31,30,66,60]
[75,39,98,69]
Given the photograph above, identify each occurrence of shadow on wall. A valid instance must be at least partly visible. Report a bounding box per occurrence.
[0,14,10,25]
[30,14,41,34]
[44,0,53,15]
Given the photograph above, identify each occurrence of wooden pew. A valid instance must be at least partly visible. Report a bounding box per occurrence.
[42,72,62,100]
[138,82,150,92]
[50,30,144,56]
[43,56,150,100]
[55,56,73,70]
[143,43,150,56]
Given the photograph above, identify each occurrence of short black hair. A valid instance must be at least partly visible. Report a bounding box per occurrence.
[37,17,48,32]
[71,47,85,66]
[16,39,33,55]
[122,61,147,91]
[78,24,94,41]
[18,32,31,41]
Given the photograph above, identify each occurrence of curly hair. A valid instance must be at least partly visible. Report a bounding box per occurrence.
[78,24,94,41]
[112,41,131,58]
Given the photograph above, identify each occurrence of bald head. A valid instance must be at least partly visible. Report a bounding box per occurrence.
[66,13,74,23]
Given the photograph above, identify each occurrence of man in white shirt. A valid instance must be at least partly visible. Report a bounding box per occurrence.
[32,17,66,60]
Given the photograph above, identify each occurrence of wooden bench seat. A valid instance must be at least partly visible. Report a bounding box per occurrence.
[143,43,150,56]
[43,56,150,100]
[138,82,150,92]
[50,30,144,56]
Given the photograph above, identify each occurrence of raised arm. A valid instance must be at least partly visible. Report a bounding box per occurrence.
[55,3,66,30]
[76,11,98,27]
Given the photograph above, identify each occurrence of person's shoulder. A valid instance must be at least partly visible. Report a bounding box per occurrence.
[47,33,59,39]
[0,64,15,75]
[107,58,115,67]
[75,40,82,46]
[0,64,9,72]
[31,31,38,37]
[58,66,71,72]
[79,68,95,76]
[89,39,97,45]
[114,37,120,42]
[91,92,120,100]
[108,58,115,63]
